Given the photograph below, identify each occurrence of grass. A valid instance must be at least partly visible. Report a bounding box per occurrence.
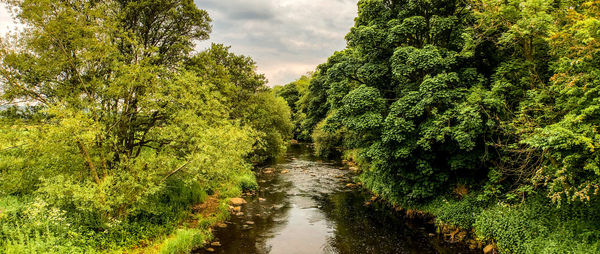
[0,171,258,254]
[159,228,210,254]
[154,172,256,254]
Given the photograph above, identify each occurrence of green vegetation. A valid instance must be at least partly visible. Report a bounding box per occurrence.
[419,193,600,253]
[273,74,311,141]
[159,228,210,254]
[284,0,600,252]
[0,0,289,252]
[2,0,600,252]
[185,44,293,162]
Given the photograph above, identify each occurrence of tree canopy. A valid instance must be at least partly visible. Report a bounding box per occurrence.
[0,0,291,251]
[297,0,600,205]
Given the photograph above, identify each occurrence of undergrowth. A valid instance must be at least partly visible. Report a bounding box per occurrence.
[0,172,257,253]
[416,193,600,254]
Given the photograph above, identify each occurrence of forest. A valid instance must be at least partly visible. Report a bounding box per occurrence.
[1,0,600,253]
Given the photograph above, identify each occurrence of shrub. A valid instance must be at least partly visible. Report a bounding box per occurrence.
[312,119,345,158]
[474,196,600,253]
[424,194,489,229]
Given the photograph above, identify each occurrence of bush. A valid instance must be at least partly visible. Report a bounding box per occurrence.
[424,194,489,229]
[475,204,540,253]
[236,173,258,192]
[0,196,88,253]
[408,193,600,253]
[0,179,210,251]
[312,119,345,158]
[243,92,293,163]
[473,196,600,253]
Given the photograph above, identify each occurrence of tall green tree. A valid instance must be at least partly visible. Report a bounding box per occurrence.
[0,1,257,251]
[520,0,600,203]
[274,74,311,140]
[304,0,489,202]
[301,0,600,206]
[186,44,293,162]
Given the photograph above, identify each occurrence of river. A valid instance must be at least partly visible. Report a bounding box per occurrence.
[197,144,477,254]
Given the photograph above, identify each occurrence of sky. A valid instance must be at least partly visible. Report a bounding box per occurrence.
[0,1,358,87]
[195,0,357,86]
[0,4,18,35]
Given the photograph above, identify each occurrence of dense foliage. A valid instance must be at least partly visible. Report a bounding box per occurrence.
[293,0,600,252]
[301,0,490,202]
[0,0,291,252]
[299,0,600,206]
[2,0,600,252]
[185,44,293,162]
[273,74,311,141]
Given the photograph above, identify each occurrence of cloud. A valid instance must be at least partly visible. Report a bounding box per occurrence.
[201,0,278,21]
[0,1,359,86]
[195,0,357,86]
[0,3,23,36]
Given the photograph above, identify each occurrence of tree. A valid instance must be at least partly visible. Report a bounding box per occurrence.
[0,1,257,250]
[303,0,600,206]
[116,0,211,66]
[186,44,293,162]
[521,0,600,203]
[308,0,489,202]
[274,74,311,140]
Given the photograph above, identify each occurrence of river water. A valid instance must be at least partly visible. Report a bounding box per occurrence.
[197,144,477,254]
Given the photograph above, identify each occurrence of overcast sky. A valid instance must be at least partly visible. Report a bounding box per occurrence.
[0,1,358,86]
[0,4,16,35]
[195,0,357,86]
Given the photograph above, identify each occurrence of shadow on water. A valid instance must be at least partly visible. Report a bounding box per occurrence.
[196,144,478,254]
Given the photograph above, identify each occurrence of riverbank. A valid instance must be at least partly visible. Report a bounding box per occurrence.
[417,193,600,254]
[129,195,229,254]
[191,144,477,254]
[0,170,257,254]
[126,175,258,254]
[339,156,600,254]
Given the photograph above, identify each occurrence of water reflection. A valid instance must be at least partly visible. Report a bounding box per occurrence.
[196,144,476,254]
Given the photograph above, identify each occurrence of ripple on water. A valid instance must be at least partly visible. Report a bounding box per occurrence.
[195,144,479,254]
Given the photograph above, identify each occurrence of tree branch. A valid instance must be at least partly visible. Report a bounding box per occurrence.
[76,140,102,184]
[161,160,191,183]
